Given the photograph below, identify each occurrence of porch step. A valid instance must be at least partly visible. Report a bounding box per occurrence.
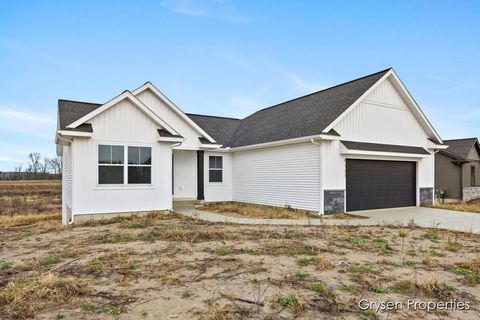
[173,199,204,206]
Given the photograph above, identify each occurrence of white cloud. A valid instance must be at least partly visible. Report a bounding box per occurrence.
[277,69,325,94]
[160,0,252,23]
[0,105,55,139]
[160,0,205,16]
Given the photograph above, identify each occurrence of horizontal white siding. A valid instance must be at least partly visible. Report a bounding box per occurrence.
[62,145,73,224]
[233,142,320,211]
[72,99,172,215]
[62,145,73,207]
[205,151,233,202]
[173,150,197,199]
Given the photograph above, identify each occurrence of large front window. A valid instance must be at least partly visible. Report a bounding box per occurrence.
[98,144,152,185]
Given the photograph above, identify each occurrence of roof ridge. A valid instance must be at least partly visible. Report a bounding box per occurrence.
[243,67,392,117]
[186,113,240,121]
[58,99,102,106]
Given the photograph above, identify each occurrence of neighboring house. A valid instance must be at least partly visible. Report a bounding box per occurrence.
[56,68,446,224]
[435,138,480,201]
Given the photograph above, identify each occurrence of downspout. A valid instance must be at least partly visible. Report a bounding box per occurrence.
[310,137,323,215]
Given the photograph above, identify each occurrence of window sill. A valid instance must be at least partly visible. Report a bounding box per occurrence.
[94,185,155,191]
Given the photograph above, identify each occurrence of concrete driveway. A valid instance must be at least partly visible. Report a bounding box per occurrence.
[353,207,480,233]
[174,205,480,234]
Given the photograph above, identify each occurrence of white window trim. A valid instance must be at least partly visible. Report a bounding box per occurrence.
[208,156,223,183]
[96,142,154,188]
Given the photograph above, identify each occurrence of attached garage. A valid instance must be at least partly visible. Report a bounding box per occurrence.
[346,159,416,211]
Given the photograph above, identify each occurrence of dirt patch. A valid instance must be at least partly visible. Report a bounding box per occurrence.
[1,181,479,319]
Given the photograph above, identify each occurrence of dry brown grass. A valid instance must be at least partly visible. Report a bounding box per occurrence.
[197,202,319,219]
[197,202,365,219]
[0,180,61,220]
[0,274,85,319]
[198,302,233,320]
[460,256,480,273]
[315,255,334,270]
[432,199,480,213]
[0,212,60,228]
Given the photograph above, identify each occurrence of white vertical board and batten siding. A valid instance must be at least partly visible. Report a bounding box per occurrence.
[233,142,320,211]
[335,78,429,146]
[72,99,172,215]
[136,89,202,150]
[205,151,233,202]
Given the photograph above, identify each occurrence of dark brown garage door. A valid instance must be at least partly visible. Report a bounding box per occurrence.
[346,159,416,211]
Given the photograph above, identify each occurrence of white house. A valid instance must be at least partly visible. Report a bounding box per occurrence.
[55,68,446,224]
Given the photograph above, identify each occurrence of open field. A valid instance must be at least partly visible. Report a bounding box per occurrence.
[0,181,480,319]
[433,199,480,214]
[0,180,61,227]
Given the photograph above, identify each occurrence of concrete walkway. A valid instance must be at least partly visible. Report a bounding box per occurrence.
[173,205,480,233]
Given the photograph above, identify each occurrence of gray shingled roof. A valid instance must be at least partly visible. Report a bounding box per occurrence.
[58,100,102,132]
[58,69,391,145]
[341,141,430,155]
[442,138,480,160]
[187,114,241,146]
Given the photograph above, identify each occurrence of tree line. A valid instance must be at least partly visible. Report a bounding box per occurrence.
[1,152,61,180]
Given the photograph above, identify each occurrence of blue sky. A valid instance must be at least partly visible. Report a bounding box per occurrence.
[0,0,479,171]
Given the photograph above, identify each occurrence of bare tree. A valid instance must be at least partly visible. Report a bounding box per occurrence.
[50,157,62,175]
[40,157,52,174]
[26,152,42,174]
[13,164,23,180]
